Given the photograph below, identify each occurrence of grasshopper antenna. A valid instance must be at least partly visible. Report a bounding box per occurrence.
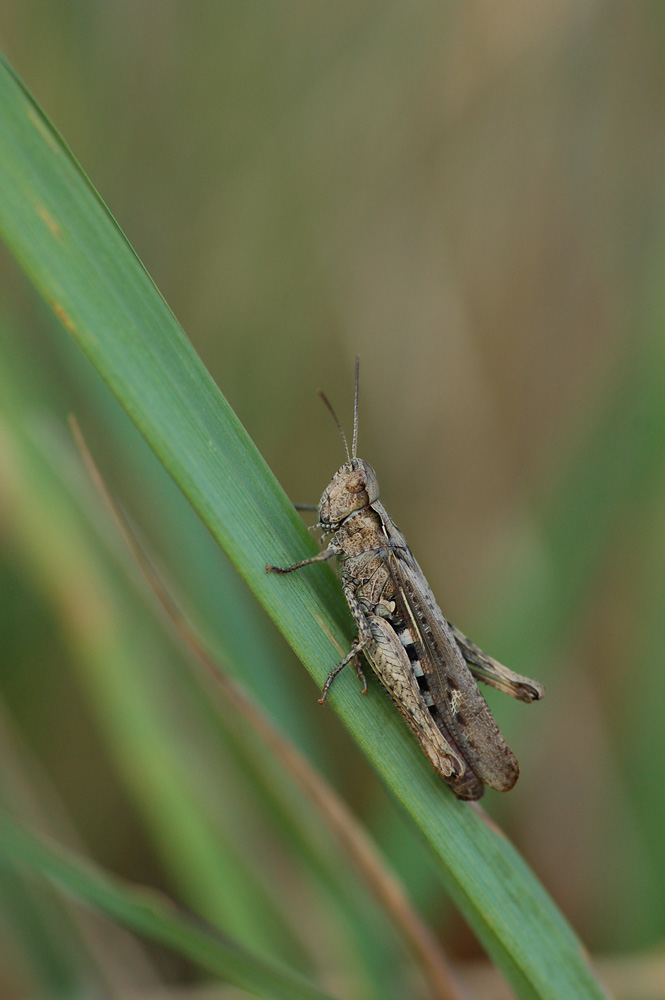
[318,389,350,462]
[352,355,359,459]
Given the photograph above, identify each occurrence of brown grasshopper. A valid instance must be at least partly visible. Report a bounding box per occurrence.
[267,360,543,799]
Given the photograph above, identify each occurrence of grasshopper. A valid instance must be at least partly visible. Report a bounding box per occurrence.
[267,360,543,799]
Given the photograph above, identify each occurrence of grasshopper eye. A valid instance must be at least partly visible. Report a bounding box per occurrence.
[346,474,365,494]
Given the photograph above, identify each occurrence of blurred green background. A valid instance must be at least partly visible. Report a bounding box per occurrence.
[1,3,664,998]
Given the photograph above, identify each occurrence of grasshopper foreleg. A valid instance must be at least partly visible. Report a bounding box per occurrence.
[266,543,338,574]
[266,543,369,699]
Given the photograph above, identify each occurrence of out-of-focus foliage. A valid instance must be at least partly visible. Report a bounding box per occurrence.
[0,3,663,998]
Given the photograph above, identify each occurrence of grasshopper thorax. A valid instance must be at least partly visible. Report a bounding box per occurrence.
[318,458,380,529]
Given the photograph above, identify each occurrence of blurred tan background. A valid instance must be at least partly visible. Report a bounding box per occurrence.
[1,2,664,992]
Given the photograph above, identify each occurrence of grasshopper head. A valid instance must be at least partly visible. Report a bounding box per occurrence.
[319,458,380,527]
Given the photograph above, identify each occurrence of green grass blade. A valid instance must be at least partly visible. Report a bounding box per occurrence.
[0,734,117,1000]
[0,52,609,1000]
[0,315,409,995]
[0,814,337,1000]
[0,362,312,970]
